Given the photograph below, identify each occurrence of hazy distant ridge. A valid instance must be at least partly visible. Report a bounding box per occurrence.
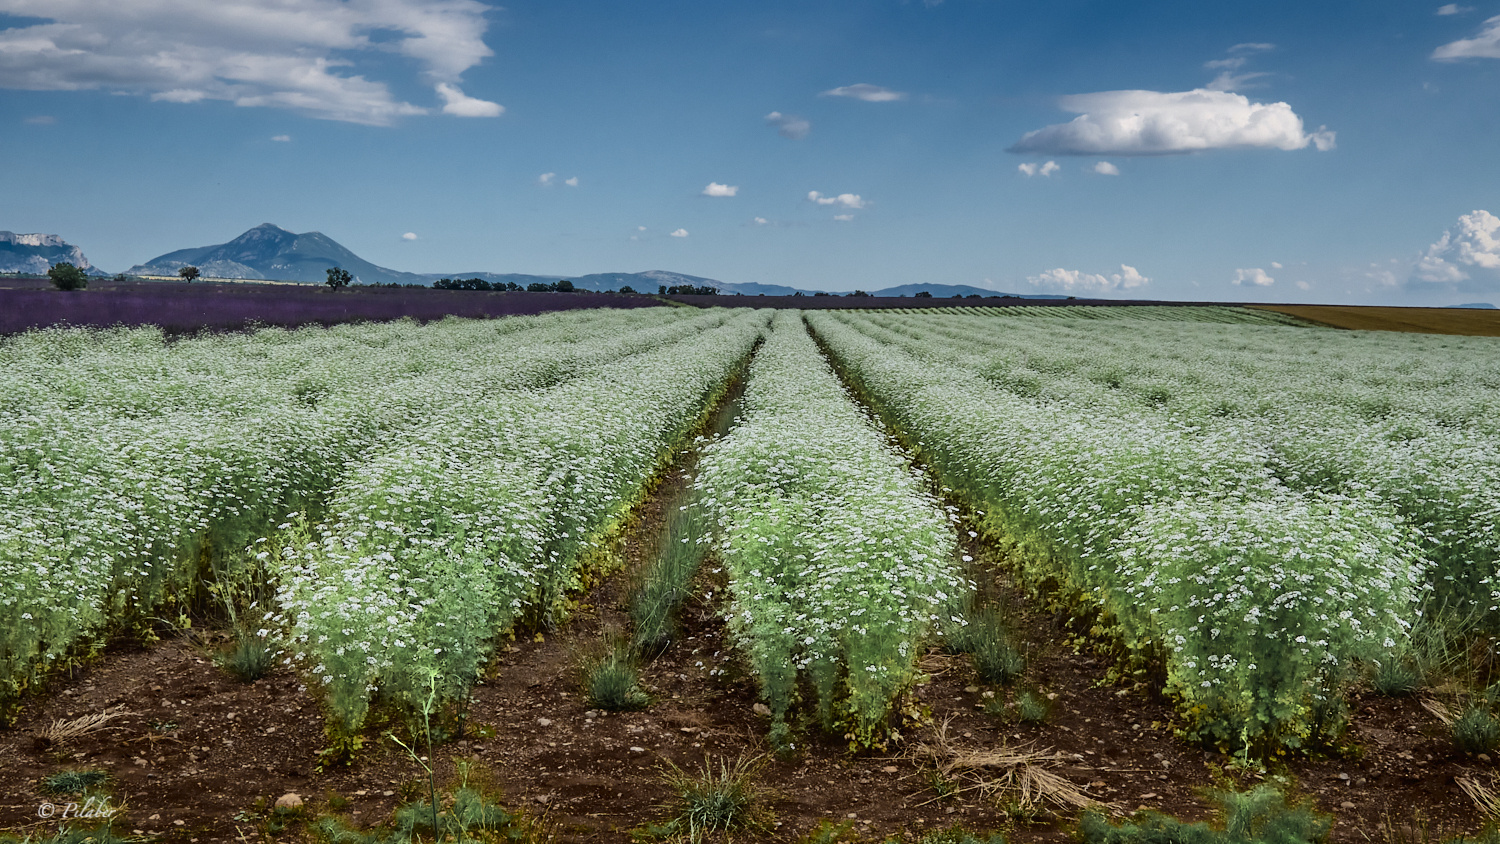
[122,223,1054,297]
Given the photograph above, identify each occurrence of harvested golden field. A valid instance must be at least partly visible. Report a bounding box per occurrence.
[1251,304,1500,336]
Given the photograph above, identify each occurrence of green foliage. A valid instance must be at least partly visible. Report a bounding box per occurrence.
[915,828,1007,844]
[40,769,109,795]
[47,262,88,290]
[1453,705,1500,754]
[1078,785,1330,844]
[0,825,133,844]
[946,607,1025,685]
[584,637,649,711]
[177,265,200,282]
[631,502,709,655]
[218,627,278,682]
[655,755,769,842]
[325,267,352,289]
[314,763,537,844]
[1371,658,1423,697]
[1015,689,1050,723]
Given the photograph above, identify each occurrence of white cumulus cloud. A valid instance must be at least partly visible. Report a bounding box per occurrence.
[1018,161,1060,177]
[753,217,769,226]
[1008,89,1335,156]
[670,228,689,238]
[1093,161,1119,175]
[1434,14,1500,59]
[271,134,291,142]
[820,83,906,102]
[402,232,418,240]
[0,0,500,125]
[807,191,865,209]
[1028,264,1150,294]
[564,176,578,187]
[1232,267,1276,286]
[538,172,556,186]
[765,111,810,140]
[1413,210,1500,286]
[435,82,503,118]
[702,182,738,197]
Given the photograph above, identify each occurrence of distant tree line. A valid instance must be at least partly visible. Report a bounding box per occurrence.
[658,284,719,295]
[433,277,583,292]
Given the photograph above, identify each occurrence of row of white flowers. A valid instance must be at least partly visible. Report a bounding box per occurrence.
[0,308,730,715]
[858,311,1500,625]
[695,312,968,748]
[268,310,768,738]
[808,310,1428,754]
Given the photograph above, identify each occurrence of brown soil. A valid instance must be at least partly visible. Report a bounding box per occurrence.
[1250,304,1500,337]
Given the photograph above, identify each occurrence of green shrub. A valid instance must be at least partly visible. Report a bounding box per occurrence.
[947,607,1025,685]
[46,262,88,291]
[1016,689,1050,723]
[1371,658,1423,697]
[40,769,109,795]
[1454,706,1500,754]
[656,755,769,841]
[219,628,278,683]
[1078,785,1329,844]
[584,639,649,712]
[631,502,708,656]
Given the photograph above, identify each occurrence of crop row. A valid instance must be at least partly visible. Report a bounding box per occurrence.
[0,307,737,717]
[843,311,1500,626]
[808,311,1427,754]
[695,313,968,749]
[268,310,768,741]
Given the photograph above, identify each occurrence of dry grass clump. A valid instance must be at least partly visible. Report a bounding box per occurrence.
[37,705,128,744]
[907,719,1107,817]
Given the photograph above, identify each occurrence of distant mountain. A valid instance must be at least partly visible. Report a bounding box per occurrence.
[1453,302,1497,309]
[868,282,1066,299]
[0,231,94,274]
[125,223,1072,298]
[128,223,429,285]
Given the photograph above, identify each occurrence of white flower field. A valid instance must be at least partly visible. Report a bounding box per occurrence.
[3,303,1498,767]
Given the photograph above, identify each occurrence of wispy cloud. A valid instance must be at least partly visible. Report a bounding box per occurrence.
[1028,264,1149,294]
[1232,267,1276,286]
[538,172,556,186]
[765,111,810,139]
[436,82,503,118]
[1413,209,1500,287]
[833,214,854,221]
[1433,14,1500,59]
[702,182,738,197]
[271,134,291,142]
[0,0,500,125]
[1018,161,1060,177]
[1093,161,1119,175]
[1437,4,1474,15]
[820,83,906,102]
[807,190,865,208]
[23,115,55,125]
[564,176,578,187]
[1008,89,1334,156]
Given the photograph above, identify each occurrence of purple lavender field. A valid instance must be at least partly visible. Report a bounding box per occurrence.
[0,277,657,335]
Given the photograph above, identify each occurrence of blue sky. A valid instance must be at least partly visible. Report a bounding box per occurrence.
[2,0,1498,304]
